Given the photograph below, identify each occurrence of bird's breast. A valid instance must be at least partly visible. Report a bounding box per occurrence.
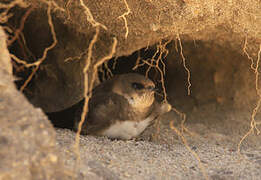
[100,117,153,140]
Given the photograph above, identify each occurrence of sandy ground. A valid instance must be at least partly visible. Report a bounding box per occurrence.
[55,109,261,180]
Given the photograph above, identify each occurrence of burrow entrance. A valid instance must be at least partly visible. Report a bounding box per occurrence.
[12,39,261,148]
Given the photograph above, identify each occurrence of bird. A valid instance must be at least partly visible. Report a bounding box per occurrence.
[74,73,171,140]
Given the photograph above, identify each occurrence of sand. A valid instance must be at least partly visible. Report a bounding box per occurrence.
[55,110,261,180]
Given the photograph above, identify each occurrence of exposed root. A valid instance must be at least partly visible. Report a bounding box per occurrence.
[72,1,111,176]
[174,38,179,52]
[171,107,186,133]
[0,0,28,23]
[170,120,209,180]
[2,25,13,34]
[64,51,86,62]
[48,0,66,12]
[0,0,27,8]
[104,61,114,78]
[7,5,34,45]
[112,56,119,70]
[10,26,36,66]
[1,0,31,69]
[73,16,117,176]
[19,2,57,91]
[118,0,131,39]
[238,43,261,154]
[10,53,28,66]
[89,38,117,91]
[145,43,160,77]
[132,50,141,70]
[171,106,204,177]
[65,0,72,10]
[177,34,192,96]
[243,36,255,71]
[74,31,117,170]
[132,40,171,139]
[79,0,107,30]
[73,27,100,170]
[64,0,73,20]
[7,23,36,65]
[254,45,261,95]
[134,40,171,102]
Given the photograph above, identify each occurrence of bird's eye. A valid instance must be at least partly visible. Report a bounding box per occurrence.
[132,82,144,90]
[147,86,155,91]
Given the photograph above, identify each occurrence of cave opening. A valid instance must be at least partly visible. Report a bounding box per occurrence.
[44,45,170,129]
[10,36,261,147]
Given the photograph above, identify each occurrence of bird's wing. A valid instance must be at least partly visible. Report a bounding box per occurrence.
[75,92,135,135]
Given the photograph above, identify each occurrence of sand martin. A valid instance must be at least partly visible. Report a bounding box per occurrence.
[74,73,171,140]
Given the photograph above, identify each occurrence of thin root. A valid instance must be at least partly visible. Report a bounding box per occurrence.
[8,5,34,45]
[170,121,209,180]
[19,2,57,91]
[73,27,100,160]
[238,44,261,154]
[118,0,131,39]
[243,35,255,71]
[177,34,191,96]
[79,0,107,30]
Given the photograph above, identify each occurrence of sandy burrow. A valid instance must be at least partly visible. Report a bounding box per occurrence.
[55,120,261,180]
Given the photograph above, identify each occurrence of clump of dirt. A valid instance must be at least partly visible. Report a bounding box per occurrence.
[0,27,72,180]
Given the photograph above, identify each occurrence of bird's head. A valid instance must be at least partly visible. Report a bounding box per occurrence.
[112,73,156,110]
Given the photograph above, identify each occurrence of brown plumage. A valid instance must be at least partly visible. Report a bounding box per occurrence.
[74,73,171,140]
